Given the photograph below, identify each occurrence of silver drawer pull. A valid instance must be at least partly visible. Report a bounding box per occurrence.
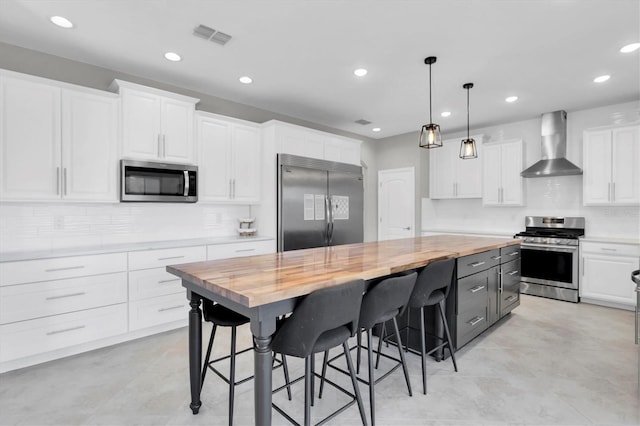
[508,252,519,256]
[508,270,519,276]
[600,248,617,252]
[468,316,484,326]
[158,279,180,284]
[505,295,518,303]
[157,255,185,261]
[235,248,255,253]
[158,305,183,312]
[46,325,85,336]
[45,266,85,273]
[46,292,86,300]
[470,261,486,267]
[469,285,486,293]
[491,255,502,260]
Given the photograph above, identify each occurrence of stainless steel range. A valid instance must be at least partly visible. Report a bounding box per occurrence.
[514,216,585,303]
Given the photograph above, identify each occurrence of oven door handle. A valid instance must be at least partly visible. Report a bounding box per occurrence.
[520,242,578,252]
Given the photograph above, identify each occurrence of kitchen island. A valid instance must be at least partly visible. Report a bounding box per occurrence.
[167,235,520,425]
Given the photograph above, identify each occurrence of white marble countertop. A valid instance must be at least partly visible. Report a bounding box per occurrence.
[0,235,274,263]
[580,236,640,245]
[421,228,516,238]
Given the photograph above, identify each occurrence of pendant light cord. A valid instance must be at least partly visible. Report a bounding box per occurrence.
[429,63,433,124]
[466,85,470,138]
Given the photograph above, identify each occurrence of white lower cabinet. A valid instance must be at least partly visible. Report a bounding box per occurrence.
[580,241,640,309]
[129,292,188,331]
[207,239,275,260]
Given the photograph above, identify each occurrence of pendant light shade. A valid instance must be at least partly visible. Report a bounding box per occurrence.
[459,82,477,159]
[419,56,442,149]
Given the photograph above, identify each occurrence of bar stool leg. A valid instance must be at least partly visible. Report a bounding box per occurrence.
[366,329,376,426]
[228,325,237,426]
[419,306,427,395]
[201,324,217,389]
[356,330,362,374]
[304,356,312,426]
[310,355,315,407]
[374,322,385,369]
[342,341,368,426]
[438,302,458,372]
[281,354,293,400]
[318,350,330,399]
[392,317,412,397]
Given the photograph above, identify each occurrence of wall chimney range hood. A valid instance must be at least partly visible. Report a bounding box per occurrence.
[521,110,582,178]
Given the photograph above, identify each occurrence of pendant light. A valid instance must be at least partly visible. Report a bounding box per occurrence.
[419,56,442,149]
[459,82,477,159]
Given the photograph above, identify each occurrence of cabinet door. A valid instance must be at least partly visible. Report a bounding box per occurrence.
[456,149,482,198]
[61,90,118,201]
[0,76,61,200]
[197,117,232,201]
[429,141,456,199]
[583,129,613,205]
[500,140,523,205]
[121,89,161,160]
[582,253,638,307]
[232,124,261,202]
[482,144,501,205]
[611,125,639,205]
[161,98,195,164]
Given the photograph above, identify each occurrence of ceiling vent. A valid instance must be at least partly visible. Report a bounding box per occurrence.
[355,119,372,125]
[193,24,232,46]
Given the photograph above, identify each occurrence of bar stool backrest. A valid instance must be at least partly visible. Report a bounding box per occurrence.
[271,279,365,358]
[409,258,456,309]
[358,272,417,330]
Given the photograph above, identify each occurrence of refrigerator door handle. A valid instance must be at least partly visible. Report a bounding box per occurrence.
[327,195,335,245]
[324,195,331,245]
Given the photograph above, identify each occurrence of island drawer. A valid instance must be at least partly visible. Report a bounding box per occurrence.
[0,272,127,324]
[0,253,127,287]
[500,245,521,261]
[128,246,206,271]
[457,249,500,278]
[456,305,488,349]
[457,273,489,314]
[128,268,183,301]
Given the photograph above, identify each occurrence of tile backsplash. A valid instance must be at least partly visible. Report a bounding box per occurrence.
[0,203,254,253]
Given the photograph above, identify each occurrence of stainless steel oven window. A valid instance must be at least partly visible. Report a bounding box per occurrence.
[520,243,578,289]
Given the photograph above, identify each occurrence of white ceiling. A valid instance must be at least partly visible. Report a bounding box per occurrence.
[0,0,638,140]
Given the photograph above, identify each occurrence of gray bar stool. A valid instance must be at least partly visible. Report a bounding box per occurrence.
[322,272,417,425]
[270,280,368,426]
[201,300,291,426]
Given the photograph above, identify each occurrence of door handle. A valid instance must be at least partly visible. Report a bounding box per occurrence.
[158,134,162,157]
[403,226,411,231]
[183,170,190,196]
[612,182,615,202]
[56,167,60,195]
[327,195,334,244]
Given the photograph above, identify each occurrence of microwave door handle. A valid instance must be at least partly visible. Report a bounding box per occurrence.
[183,170,190,197]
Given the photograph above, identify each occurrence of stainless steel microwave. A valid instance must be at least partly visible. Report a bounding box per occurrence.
[120,160,197,203]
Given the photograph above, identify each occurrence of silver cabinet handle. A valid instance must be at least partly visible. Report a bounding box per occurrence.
[403,226,411,231]
[505,295,518,303]
[157,255,185,261]
[158,278,180,284]
[469,285,486,293]
[46,325,85,336]
[612,182,615,202]
[508,251,519,257]
[183,170,190,197]
[470,261,486,267]
[235,248,255,253]
[491,255,502,260]
[229,179,233,198]
[158,134,162,157]
[56,167,61,195]
[162,134,166,158]
[45,265,85,273]
[46,292,85,300]
[63,168,68,196]
[508,270,519,276]
[158,305,183,312]
[232,178,236,199]
[468,316,484,326]
[600,248,617,252]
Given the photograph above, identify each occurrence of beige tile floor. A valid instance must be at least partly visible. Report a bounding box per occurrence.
[0,295,638,425]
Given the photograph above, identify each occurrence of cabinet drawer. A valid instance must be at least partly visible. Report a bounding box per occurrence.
[501,258,521,287]
[0,253,127,287]
[500,245,521,261]
[129,293,188,331]
[129,268,183,301]
[457,273,488,314]
[0,304,127,362]
[207,240,274,260]
[581,242,640,257]
[456,306,488,349]
[501,281,520,314]
[457,249,499,278]
[0,272,127,324]
[128,246,206,270]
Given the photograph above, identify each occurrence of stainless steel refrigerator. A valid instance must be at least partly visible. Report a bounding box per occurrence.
[277,154,364,252]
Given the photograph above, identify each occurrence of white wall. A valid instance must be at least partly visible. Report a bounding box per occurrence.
[0,203,251,253]
[421,101,640,238]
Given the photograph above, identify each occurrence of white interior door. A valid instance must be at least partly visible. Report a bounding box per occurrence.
[378,167,415,241]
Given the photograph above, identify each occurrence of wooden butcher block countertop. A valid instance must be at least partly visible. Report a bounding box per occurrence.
[167,235,521,308]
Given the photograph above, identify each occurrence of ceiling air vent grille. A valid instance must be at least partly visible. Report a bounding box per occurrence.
[355,119,372,125]
[193,24,232,46]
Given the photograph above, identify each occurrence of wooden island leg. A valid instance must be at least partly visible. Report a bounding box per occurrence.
[188,291,203,415]
[250,311,278,426]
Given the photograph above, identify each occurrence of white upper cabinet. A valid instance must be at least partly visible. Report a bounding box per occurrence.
[111,80,198,164]
[429,136,483,199]
[197,112,261,203]
[583,125,640,206]
[482,139,523,206]
[264,120,361,166]
[0,71,118,202]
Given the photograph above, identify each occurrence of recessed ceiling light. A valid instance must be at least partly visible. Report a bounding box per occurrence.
[50,16,74,28]
[441,111,451,117]
[505,96,518,103]
[372,127,381,132]
[239,76,253,84]
[593,75,610,83]
[164,52,182,62]
[354,68,368,77]
[620,43,640,53]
